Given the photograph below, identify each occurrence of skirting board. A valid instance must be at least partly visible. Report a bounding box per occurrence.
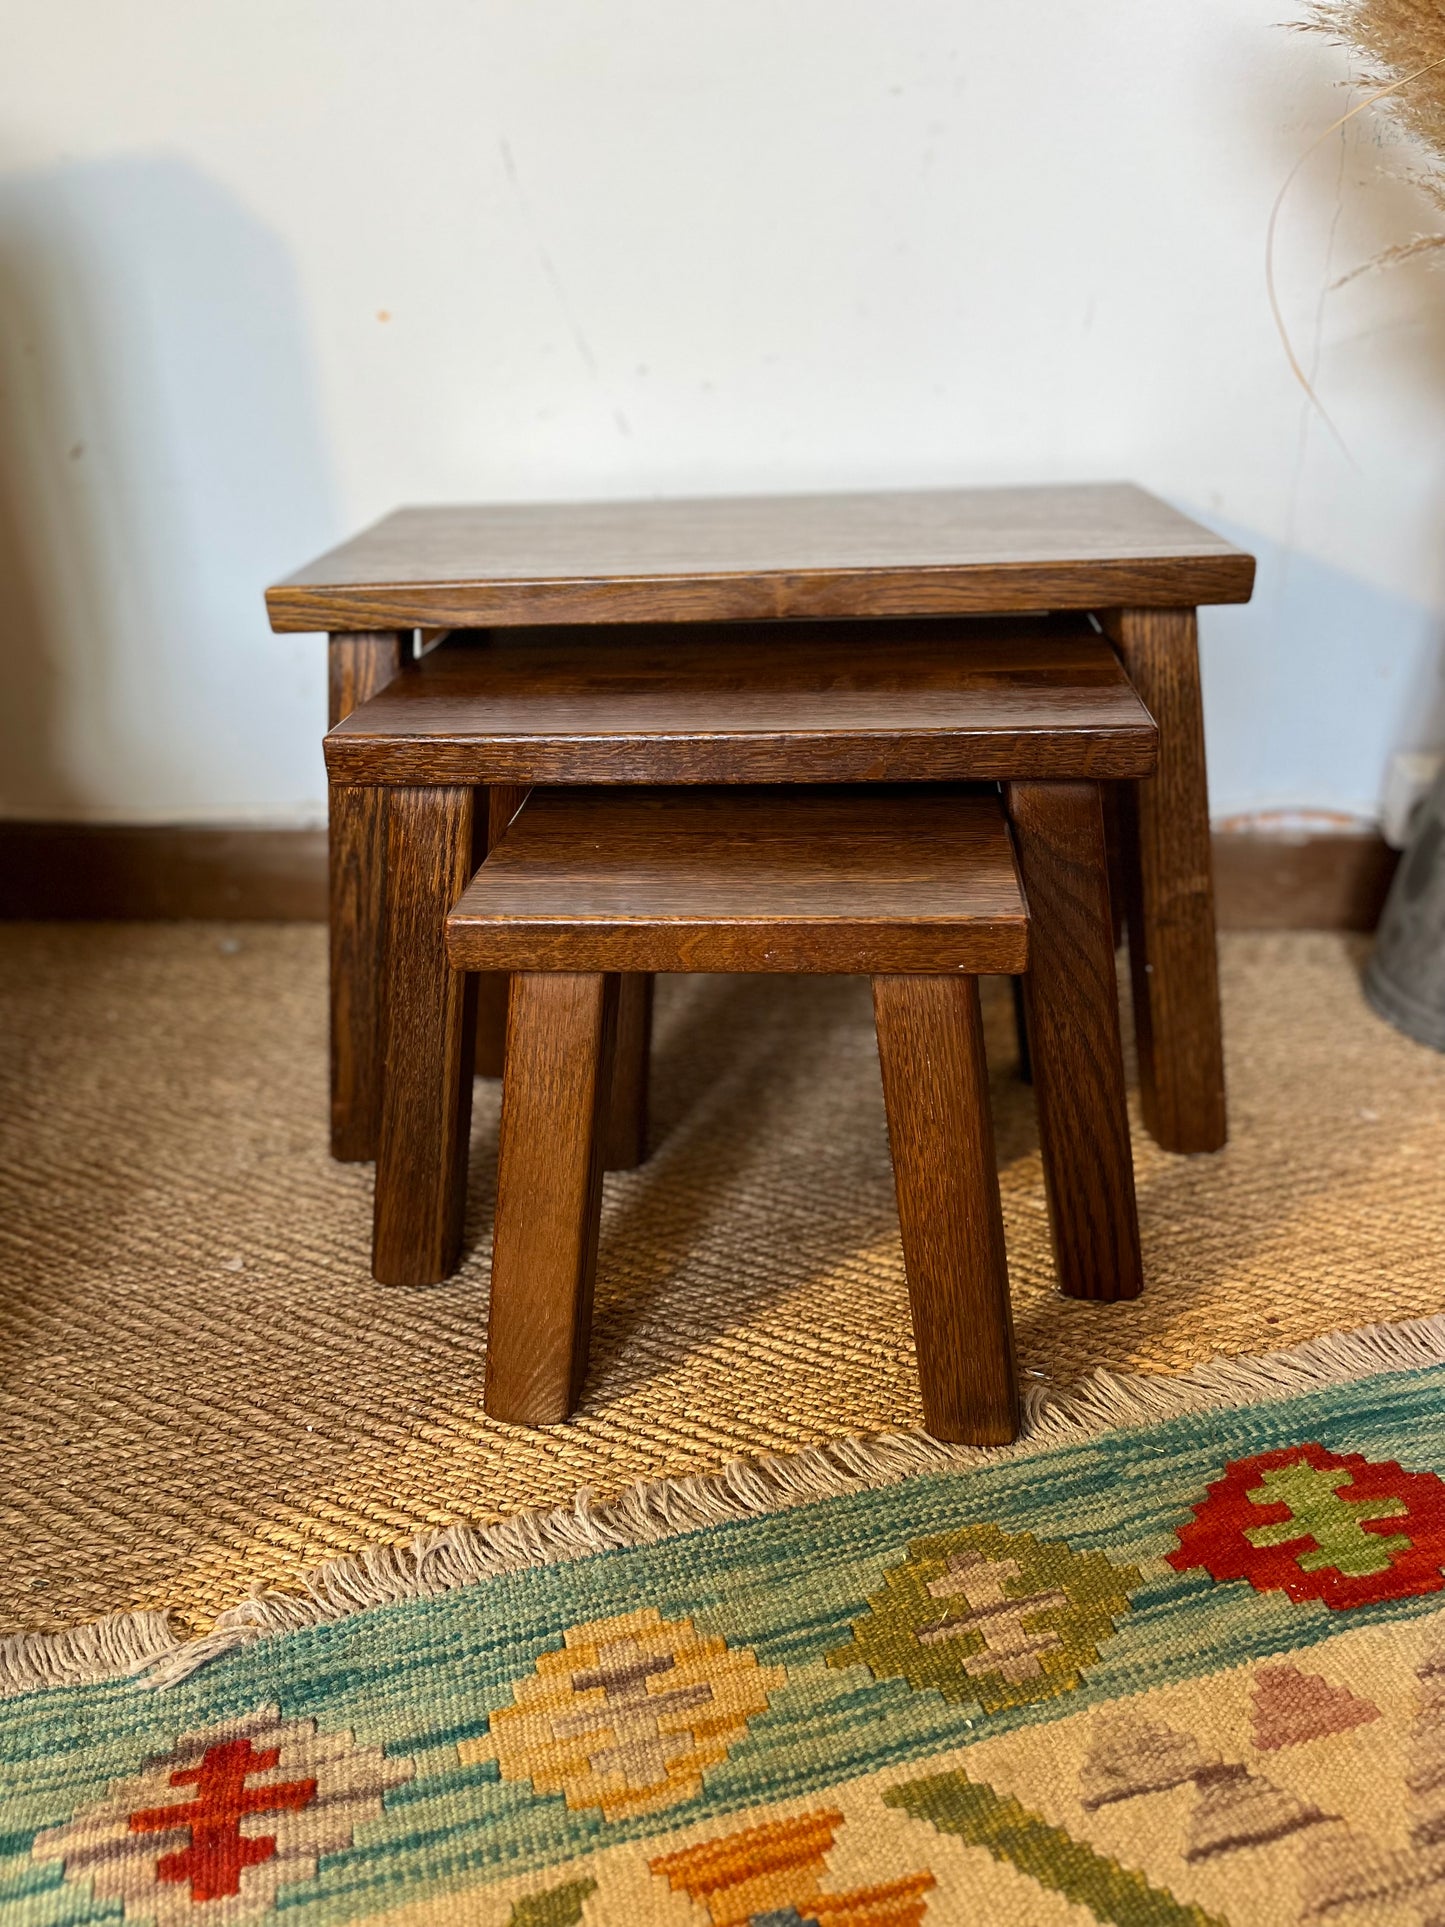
[0,821,1400,930]
[0,824,329,921]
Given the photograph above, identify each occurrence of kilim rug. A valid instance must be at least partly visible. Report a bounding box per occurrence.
[7,1322,1445,1923]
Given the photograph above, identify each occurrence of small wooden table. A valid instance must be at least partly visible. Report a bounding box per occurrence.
[447,785,1034,1442]
[269,483,1254,1155]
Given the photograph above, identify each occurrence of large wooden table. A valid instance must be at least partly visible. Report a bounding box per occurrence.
[268,483,1254,1157]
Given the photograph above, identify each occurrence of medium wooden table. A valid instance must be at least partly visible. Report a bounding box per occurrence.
[326,619,1156,1295]
[268,483,1254,1155]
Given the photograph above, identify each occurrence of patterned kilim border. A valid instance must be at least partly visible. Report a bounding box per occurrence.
[10,1315,1445,1923]
[5,1312,1445,1699]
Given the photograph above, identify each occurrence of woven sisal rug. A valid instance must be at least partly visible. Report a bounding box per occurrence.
[7,1320,1445,1924]
[5,927,1445,1640]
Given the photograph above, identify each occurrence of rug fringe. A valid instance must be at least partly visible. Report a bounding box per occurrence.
[10,1310,1445,1699]
[0,1610,181,1698]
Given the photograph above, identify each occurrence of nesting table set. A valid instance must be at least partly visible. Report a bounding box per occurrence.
[267,485,1254,1445]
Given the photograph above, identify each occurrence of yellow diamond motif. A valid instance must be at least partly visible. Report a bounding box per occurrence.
[463,1607,786,1821]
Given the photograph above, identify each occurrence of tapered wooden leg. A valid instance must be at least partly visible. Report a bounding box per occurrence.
[1010,974,1033,1085]
[1006,781,1143,1302]
[1101,781,1127,952]
[328,785,388,1160]
[873,974,1018,1445]
[473,972,510,1077]
[1104,606,1226,1153]
[602,974,654,1169]
[474,785,531,1078]
[486,971,619,1425]
[372,786,477,1286]
[326,630,409,1161]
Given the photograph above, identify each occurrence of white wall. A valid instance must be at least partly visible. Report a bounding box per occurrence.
[2,0,1443,827]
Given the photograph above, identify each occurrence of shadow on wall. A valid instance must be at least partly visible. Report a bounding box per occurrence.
[1195,512,1445,826]
[0,157,334,822]
[1198,39,1445,824]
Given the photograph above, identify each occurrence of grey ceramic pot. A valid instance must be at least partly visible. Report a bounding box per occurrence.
[1366,759,1445,1051]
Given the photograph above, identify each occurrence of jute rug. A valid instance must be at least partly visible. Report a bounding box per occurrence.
[8,1326,1445,1925]
[1,927,1444,1643]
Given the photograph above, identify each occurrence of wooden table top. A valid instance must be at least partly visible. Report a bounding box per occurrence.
[323,617,1158,786]
[444,785,1029,976]
[269,483,1253,632]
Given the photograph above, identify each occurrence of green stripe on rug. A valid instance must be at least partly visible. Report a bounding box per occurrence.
[886,1767,1228,1927]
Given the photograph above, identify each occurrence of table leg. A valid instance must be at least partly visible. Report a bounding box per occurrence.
[603,973,654,1169]
[474,785,531,1078]
[1104,606,1227,1153]
[468,786,653,1168]
[373,786,478,1286]
[873,973,1018,1445]
[327,630,410,1161]
[1006,780,1143,1302]
[328,784,390,1161]
[486,971,619,1424]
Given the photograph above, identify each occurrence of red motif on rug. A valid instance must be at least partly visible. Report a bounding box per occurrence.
[1167,1443,1445,1607]
[31,1708,412,1923]
[128,1735,316,1902]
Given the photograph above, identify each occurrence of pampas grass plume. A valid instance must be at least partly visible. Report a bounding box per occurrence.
[1307,0,1445,260]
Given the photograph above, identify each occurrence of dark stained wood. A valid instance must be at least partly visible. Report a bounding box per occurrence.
[1103,606,1227,1153]
[1004,780,1143,1302]
[1010,974,1033,1085]
[472,967,510,1076]
[327,629,410,731]
[473,784,531,1078]
[470,774,655,1148]
[486,781,531,843]
[872,973,1019,1445]
[372,786,477,1286]
[325,619,1158,786]
[472,963,509,1079]
[328,786,388,1160]
[0,822,1389,929]
[1101,781,1127,950]
[268,485,1254,630]
[485,971,619,1425]
[327,631,410,1161]
[603,973,654,1170]
[446,787,1029,977]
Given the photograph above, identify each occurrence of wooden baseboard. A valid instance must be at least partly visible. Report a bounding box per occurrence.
[0,823,328,920]
[0,820,1399,930]
[1211,830,1398,933]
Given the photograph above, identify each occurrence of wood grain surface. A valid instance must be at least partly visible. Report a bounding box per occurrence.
[445,786,1029,977]
[269,484,1253,630]
[485,971,618,1425]
[472,784,531,1079]
[372,786,477,1286]
[1005,779,1143,1303]
[327,630,410,732]
[873,972,1019,1444]
[326,631,410,1162]
[1103,606,1227,1152]
[602,972,654,1171]
[324,618,1157,786]
[327,785,389,1162]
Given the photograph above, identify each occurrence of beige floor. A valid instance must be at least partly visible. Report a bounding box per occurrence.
[1,925,1443,1638]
